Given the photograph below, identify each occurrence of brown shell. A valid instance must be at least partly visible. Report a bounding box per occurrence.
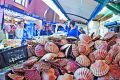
[44,42,59,53]
[79,34,92,44]
[72,44,79,57]
[78,43,91,56]
[23,56,38,67]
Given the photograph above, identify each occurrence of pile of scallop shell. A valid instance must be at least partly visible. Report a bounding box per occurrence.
[8,32,120,80]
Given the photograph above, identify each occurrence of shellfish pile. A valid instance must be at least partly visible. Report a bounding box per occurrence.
[8,32,120,80]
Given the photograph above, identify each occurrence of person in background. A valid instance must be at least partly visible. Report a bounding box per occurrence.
[15,22,24,39]
[8,25,16,39]
[3,25,11,39]
[67,21,79,38]
[40,23,53,36]
[79,27,86,34]
[33,23,39,36]
[21,23,29,45]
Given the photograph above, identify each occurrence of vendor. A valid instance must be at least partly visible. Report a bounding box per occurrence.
[15,22,24,39]
[40,23,53,36]
[67,21,79,38]
[79,27,86,34]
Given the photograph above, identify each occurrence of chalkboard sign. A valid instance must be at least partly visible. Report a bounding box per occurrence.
[0,45,28,66]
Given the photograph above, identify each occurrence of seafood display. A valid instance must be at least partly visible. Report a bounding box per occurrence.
[7,32,120,80]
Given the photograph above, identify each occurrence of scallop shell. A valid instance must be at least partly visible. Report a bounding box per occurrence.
[96,42,108,51]
[57,73,73,80]
[89,52,95,63]
[113,53,120,64]
[8,73,24,80]
[76,55,91,67]
[78,43,91,56]
[37,37,48,45]
[93,50,108,60]
[74,67,94,80]
[103,32,115,40]
[65,60,79,73]
[45,42,59,53]
[72,44,79,57]
[35,44,45,57]
[58,52,65,57]
[40,53,58,61]
[33,61,51,72]
[108,44,119,57]
[79,34,92,44]
[97,73,114,80]
[105,54,113,65]
[23,56,38,66]
[109,64,120,79]
[41,68,56,80]
[90,60,109,77]
[94,40,107,49]
[60,39,68,45]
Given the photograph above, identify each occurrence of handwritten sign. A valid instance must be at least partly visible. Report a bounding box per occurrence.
[1,45,28,66]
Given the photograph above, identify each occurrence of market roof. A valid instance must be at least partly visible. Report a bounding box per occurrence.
[52,0,104,24]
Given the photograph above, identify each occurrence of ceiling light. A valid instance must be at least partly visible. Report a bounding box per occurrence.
[42,0,68,20]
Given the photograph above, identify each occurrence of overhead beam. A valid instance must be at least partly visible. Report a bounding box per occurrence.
[52,0,70,20]
[66,13,88,20]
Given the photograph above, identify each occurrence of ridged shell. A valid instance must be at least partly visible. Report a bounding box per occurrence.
[93,50,108,60]
[108,44,119,57]
[90,60,109,77]
[97,73,114,80]
[103,32,115,40]
[65,60,79,73]
[105,54,113,65]
[113,53,120,64]
[60,39,68,45]
[24,68,41,80]
[57,73,73,80]
[72,44,79,57]
[94,40,107,49]
[33,61,51,72]
[109,64,120,79]
[37,38,48,45]
[76,55,91,67]
[23,56,38,66]
[79,34,92,44]
[74,67,94,80]
[45,42,59,53]
[89,52,95,63]
[40,53,58,61]
[78,43,91,56]
[35,44,45,57]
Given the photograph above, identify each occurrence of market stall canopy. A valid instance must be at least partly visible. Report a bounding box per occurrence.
[52,0,104,24]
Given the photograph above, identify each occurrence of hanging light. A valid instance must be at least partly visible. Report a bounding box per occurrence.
[42,0,68,20]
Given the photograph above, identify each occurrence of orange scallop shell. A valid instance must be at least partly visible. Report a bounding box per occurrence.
[90,60,109,77]
[45,42,59,53]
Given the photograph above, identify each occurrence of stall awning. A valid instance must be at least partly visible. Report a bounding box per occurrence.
[52,0,104,24]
